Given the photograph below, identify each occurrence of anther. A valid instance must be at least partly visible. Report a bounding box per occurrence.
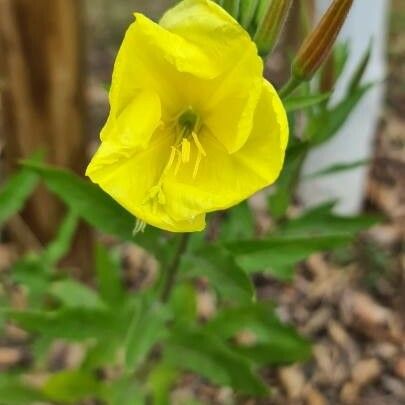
[192,132,206,156]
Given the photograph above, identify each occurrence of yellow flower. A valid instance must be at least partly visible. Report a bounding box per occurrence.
[86,0,288,232]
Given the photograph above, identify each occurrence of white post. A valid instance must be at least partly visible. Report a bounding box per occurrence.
[298,0,390,214]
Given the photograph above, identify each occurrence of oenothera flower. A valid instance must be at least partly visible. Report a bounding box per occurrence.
[86,0,288,232]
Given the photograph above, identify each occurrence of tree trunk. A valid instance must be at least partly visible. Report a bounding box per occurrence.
[0,0,92,278]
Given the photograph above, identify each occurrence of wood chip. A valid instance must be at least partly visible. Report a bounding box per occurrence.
[394,356,405,380]
[0,347,24,368]
[304,384,327,405]
[278,365,306,399]
[351,358,382,386]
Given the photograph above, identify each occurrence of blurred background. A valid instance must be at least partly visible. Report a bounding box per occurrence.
[0,0,404,403]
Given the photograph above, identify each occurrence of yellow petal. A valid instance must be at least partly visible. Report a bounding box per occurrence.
[203,51,263,153]
[162,80,288,220]
[160,0,254,77]
[100,88,161,150]
[87,129,205,233]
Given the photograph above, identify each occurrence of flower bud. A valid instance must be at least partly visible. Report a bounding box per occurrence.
[240,0,259,30]
[254,0,293,57]
[292,0,354,81]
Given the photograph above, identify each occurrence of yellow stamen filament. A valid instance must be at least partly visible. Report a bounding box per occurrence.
[165,146,177,173]
[174,150,182,175]
[133,218,146,234]
[193,151,202,179]
[181,138,191,163]
[192,132,206,156]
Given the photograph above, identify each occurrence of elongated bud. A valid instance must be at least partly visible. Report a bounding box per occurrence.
[319,53,335,94]
[221,0,240,18]
[293,0,354,80]
[254,0,293,57]
[240,0,259,30]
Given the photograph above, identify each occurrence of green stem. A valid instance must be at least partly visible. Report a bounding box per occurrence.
[160,233,190,302]
[279,76,302,98]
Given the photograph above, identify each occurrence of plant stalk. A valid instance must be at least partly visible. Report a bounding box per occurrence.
[160,233,190,302]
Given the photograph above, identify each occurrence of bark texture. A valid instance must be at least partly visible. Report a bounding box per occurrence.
[0,0,92,277]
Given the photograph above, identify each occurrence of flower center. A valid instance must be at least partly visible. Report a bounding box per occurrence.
[167,106,206,179]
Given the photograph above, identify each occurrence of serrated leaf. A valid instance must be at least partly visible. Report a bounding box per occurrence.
[183,246,255,303]
[227,204,378,279]
[204,303,311,365]
[49,279,107,311]
[306,84,373,144]
[164,328,268,396]
[42,210,78,266]
[227,235,353,280]
[4,308,125,341]
[0,167,39,227]
[22,161,135,241]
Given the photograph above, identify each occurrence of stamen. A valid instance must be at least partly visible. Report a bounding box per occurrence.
[174,150,182,175]
[165,146,177,173]
[133,218,146,235]
[181,138,191,163]
[192,132,207,156]
[193,151,203,179]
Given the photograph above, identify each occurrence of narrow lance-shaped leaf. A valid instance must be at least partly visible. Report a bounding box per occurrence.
[22,161,135,241]
[0,167,39,226]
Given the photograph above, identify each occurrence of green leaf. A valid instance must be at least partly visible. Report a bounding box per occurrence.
[348,40,372,93]
[164,328,268,396]
[169,283,197,325]
[11,254,51,307]
[0,376,46,405]
[42,210,78,266]
[303,159,369,180]
[0,167,39,227]
[276,202,380,238]
[5,308,125,341]
[125,298,169,370]
[306,84,373,144]
[204,303,311,365]
[42,370,100,403]
[268,143,308,219]
[148,363,179,405]
[227,235,354,280]
[94,243,124,307]
[49,279,107,311]
[102,377,144,405]
[22,161,135,240]
[333,41,350,80]
[284,93,331,112]
[228,203,379,280]
[184,246,255,304]
[219,201,254,242]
